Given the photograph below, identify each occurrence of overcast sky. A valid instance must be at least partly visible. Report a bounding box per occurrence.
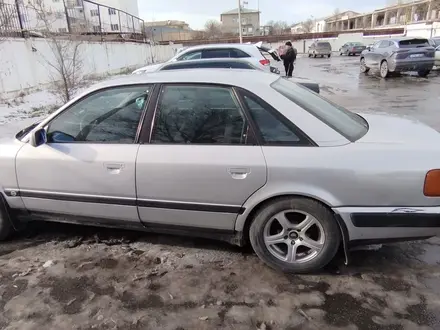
[138,0,393,29]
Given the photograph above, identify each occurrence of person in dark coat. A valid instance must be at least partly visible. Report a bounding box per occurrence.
[280,41,296,77]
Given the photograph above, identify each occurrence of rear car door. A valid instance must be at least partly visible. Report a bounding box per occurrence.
[15,85,152,225]
[364,41,380,66]
[135,84,267,231]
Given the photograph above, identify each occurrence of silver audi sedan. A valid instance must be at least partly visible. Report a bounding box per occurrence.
[1,69,440,273]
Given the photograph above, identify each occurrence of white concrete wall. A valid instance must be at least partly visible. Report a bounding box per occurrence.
[0,38,181,96]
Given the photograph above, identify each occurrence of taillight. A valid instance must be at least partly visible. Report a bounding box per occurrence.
[259,59,270,66]
[424,169,440,196]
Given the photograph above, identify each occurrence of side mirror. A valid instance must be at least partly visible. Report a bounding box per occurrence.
[29,128,47,147]
[366,46,371,51]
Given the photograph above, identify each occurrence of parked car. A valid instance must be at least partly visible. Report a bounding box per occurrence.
[132,43,281,75]
[157,59,320,93]
[308,41,332,58]
[429,37,440,67]
[360,37,435,78]
[3,69,440,274]
[339,42,366,56]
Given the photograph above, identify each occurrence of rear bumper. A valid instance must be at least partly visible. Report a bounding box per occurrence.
[310,50,331,55]
[388,58,434,72]
[334,206,440,243]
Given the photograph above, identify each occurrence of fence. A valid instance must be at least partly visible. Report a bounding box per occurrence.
[0,0,145,41]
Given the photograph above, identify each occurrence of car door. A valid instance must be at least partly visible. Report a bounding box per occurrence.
[374,40,390,66]
[364,41,380,66]
[135,84,267,231]
[15,85,152,225]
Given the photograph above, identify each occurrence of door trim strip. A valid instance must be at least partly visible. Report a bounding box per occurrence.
[4,189,137,206]
[3,189,245,214]
[137,199,245,214]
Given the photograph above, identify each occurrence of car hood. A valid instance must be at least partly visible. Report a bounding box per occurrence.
[357,113,440,144]
[132,63,163,74]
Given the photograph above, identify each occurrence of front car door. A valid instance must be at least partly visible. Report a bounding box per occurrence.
[135,84,267,231]
[15,85,152,226]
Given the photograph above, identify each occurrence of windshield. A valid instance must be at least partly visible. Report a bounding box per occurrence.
[432,38,440,47]
[271,78,368,142]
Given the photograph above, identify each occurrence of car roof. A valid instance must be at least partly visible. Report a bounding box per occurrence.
[161,58,255,66]
[388,37,429,42]
[178,43,259,52]
[85,69,278,93]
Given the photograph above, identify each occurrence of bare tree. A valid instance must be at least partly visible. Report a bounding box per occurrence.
[28,0,84,103]
[266,20,289,35]
[204,19,222,39]
[302,19,314,33]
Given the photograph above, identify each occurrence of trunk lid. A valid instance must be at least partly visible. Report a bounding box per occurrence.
[395,38,435,59]
[255,41,281,61]
[357,113,440,145]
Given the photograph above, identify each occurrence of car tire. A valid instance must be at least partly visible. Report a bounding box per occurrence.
[418,69,430,77]
[360,57,370,73]
[380,60,389,78]
[308,53,312,58]
[249,197,341,273]
[328,54,331,58]
[313,53,317,58]
[0,195,13,241]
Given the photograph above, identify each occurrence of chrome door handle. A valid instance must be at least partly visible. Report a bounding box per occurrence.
[228,168,250,180]
[104,163,124,174]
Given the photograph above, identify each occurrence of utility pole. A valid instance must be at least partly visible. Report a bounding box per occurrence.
[238,0,243,43]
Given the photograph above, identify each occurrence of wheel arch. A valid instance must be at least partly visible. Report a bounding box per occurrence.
[237,193,350,264]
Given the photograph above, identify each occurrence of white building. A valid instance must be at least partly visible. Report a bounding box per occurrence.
[3,0,140,34]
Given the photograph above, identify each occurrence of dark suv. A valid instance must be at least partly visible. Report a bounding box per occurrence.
[360,37,435,78]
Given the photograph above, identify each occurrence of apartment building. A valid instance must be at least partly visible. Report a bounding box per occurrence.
[325,0,440,31]
[3,0,141,34]
[220,7,260,36]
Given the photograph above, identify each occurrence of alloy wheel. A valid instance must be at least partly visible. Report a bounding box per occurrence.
[263,210,325,263]
[380,61,389,78]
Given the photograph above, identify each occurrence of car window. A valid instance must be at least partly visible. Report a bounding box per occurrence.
[202,49,231,58]
[433,38,440,47]
[242,94,302,145]
[230,49,251,58]
[398,38,430,48]
[151,85,250,145]
[271,78,368,142]
[47,86,151,144]
[378,40,390,48]
[178,51,202,61]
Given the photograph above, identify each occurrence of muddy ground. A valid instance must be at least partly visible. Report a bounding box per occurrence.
[1,55,440,330]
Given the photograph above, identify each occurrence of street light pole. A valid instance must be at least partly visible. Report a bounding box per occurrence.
[238,0,243,43]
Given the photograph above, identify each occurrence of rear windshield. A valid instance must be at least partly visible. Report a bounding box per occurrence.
[271,78,368,142]
[398,39,430,48]
[317,42,331,47]
[352,42,364,46]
